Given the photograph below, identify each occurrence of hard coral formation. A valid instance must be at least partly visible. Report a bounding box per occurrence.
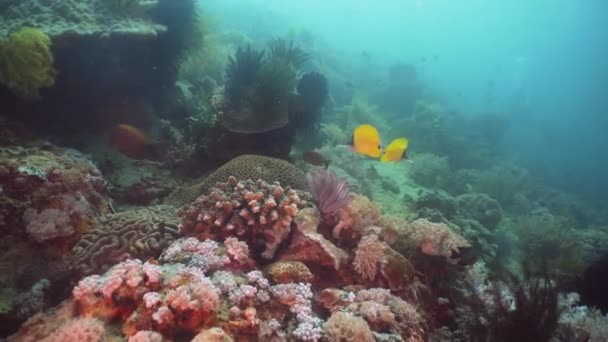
[265,261,313,284]
[333,193,381,241]
[456,193,503,229]
[0,144,108,247]
[319,287,425,340]
[69,205,179,276]
[178,176,310,259]
[280,207,349,271]
[71,259,220,335]
[353,233,416,290]
[324,311,375,342]
[406,218,472,264]
[41,317,106,342]
[0,27,56,100]
[0,0,166,40]
[165,154,309,207]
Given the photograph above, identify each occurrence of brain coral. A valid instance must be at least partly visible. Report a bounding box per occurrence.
[69,205,179,276]
[164,154,309,207]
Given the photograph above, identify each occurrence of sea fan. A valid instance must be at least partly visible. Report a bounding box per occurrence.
[307,168,351,216]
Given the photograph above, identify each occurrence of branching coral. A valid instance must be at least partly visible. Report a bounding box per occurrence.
[72,258,220,334]
[0,27,56,100]
[178,176,310,259]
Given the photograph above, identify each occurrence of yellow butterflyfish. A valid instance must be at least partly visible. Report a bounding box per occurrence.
[381,137,409,163]
[350,124,382,158]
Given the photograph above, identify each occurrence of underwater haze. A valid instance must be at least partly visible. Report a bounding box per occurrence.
[206,0,608,201]
[4,0,608,340]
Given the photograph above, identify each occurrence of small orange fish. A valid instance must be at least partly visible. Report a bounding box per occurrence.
[109,124,161,160]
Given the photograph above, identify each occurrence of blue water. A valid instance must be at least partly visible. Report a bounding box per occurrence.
[204,0,608,201]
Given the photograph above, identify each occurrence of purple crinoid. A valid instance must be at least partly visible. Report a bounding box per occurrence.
[306,168,351,216]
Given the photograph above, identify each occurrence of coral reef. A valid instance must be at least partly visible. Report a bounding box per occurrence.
[164,154,309,207]
[178,176,309,259]
[0,0,165,40]
[0,27,56,99]
[306,168,351,219]
[324,311,375,342]
[383,217,472,265]
[333,193,382,242]
[413,190,459,220]
[456,193,503,230]
[219,39,307,134]
[557,292,608,341]
[280,207,349,271]
[319,287,426,340]
[407,152,451,189]
[0,144,108,248]
[69,205,179,276]
[265,261,313,284]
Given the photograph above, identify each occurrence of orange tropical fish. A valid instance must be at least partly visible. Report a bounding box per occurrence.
[109,124,161,160]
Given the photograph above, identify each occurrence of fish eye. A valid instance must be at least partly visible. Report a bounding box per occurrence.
[378,145,381,149]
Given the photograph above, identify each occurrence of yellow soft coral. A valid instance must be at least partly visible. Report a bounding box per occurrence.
[0,27,57,100]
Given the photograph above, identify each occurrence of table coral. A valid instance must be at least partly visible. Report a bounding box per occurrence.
[0,0,166,40]
[69,205,179,276]
[178,176,309,259]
